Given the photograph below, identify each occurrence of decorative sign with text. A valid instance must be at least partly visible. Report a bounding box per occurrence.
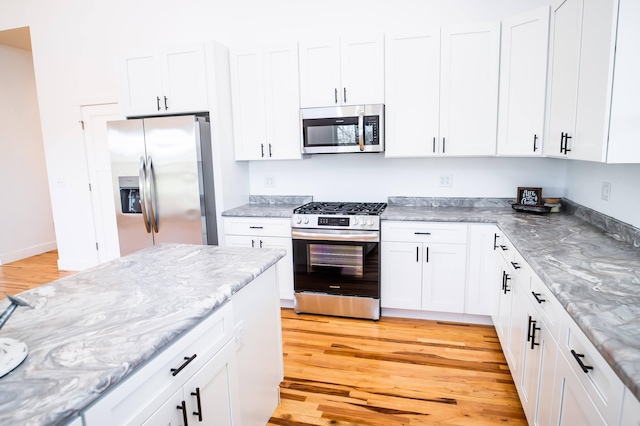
[517,187,543,206]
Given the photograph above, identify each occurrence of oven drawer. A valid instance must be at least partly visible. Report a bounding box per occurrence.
[381,221,467,244]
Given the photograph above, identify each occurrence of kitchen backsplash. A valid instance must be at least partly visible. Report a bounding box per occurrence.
[249,195,313,205]
[388,197,513,208]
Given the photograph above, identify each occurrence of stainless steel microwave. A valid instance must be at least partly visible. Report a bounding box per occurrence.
[300,104,384,154]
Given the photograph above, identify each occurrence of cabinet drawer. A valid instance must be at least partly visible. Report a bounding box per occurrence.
[82,302,235,426]
[223,217,291,237]
[558,311,625,425]
[381,221,467,244]
[527,272,562,342]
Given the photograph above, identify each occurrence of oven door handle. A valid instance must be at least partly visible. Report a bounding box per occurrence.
[292,229,379,242]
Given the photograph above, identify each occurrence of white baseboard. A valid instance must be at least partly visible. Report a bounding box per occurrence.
[381,308,494,326]
[280,299,294,309]
[0,241,57,265]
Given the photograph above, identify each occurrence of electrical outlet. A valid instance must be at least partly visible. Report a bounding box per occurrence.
[264,175,276,187]
[601,182,611,201]
[439,174,453,187]
[234,321,245,349]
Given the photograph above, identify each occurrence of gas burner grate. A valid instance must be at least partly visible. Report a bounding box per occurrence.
[294,202,387,216]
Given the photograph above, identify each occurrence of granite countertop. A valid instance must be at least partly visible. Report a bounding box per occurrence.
[0,243,285,426]
[221,195,311,218]
[383,200,640,401]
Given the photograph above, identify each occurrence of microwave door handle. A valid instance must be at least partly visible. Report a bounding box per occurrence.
[358,111,364,151]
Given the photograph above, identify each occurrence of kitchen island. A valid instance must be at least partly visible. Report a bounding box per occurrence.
[0,243,285,426]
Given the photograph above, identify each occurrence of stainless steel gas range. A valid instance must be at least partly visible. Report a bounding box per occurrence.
[291,202,387,320]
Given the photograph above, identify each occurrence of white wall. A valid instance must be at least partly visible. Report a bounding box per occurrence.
[250,156,567,201]
[0,44,57,264]
[565,161,640,228]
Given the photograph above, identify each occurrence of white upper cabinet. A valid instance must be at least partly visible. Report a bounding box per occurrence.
[118,43,208,117]
[230,43,301,161]
[439,22,501,156]
[497,7,550,157]
[385,23,499,158]
[546,0,639,163]
[299,34,384,108]
[384,30,441,157]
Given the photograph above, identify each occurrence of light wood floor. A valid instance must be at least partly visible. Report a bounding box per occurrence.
[2,252,525,424]
[0,251,75,299]
[270,310,526,426]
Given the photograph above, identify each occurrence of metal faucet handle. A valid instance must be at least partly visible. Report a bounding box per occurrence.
[0,294,32,331]
[6,294,31,308]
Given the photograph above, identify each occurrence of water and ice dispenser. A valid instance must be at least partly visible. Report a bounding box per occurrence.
[118,176,142,214]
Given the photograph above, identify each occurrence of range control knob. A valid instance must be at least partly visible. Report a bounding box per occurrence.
[303,217,309,224]
[352,219,359,226]
[367,219,374,226]
[295,216,302,224]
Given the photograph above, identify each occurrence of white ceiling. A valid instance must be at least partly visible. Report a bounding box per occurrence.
[0,27,31,51]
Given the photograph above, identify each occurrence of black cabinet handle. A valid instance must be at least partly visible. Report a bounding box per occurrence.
[259,240,263,248]
[433,137,436,153]
[442,137,446,153]
[260,144,264,157]
[533,134,538,152]
[527,315,534,342]
[416,246,419,262]
[334,88,338,104]
[157,96,161,111]
[268,143,272,157]
[493,233,499,250]
[425,246,429,263]
[511,261,521,270]
[532,292,546,304]
[164,96,168,110]
[500,245,508,251]
[501,271,506,292]
[414,232,431,235]
[560,132,565,154]
[249,226,263,229]
[171,354,197,376]
[177,400,189,426]
[344,87,347,103]
[191,387,203,421]
[503,273,511,294]
[564,134,572,153]
[571,349,594,373]
[251,239,255,248]
[527,316,540,349]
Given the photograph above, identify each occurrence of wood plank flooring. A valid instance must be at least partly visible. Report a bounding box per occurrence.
[270,309,526,426]
[0,251,75,299]
[2,252,525,425]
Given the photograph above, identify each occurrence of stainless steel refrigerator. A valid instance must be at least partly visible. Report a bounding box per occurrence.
[108,115,217,256]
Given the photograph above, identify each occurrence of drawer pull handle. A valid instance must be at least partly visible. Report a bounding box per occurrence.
[252,239,255,248]
[571,349,594,373]
[171,354,197,376]
[260,239,263,248]
[493,233,499,250]
[503,272,511,294]
[500,245,508,251]
[425,246,429,263]
[416,246,419,262]
[191,387,203,421]
[414,232,431,235]
[532,292,546,304]
[511,261,521,270]
[177,400,189,426]
[249,226,264,229]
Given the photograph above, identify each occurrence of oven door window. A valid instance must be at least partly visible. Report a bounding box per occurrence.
[308,243,363,276]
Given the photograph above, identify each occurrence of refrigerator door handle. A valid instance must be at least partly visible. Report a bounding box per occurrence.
[147,156,159,233]
[138,156,152,233]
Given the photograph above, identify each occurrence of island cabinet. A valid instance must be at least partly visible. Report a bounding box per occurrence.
[496,7,550,157]
[384,22,500,158]
[545,0,640,163]
[118,43,208,117]
[223,217,294,300]
[229,43,302,161]
[381,222,468,314]
[298,34,384,108]
[82,302,239,425]
[620,389,640,426]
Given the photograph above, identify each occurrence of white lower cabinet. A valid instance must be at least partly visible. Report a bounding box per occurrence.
[381,222,467,314]
[621,389,640,426]
[466,225,498,316]
[223,217,294,300]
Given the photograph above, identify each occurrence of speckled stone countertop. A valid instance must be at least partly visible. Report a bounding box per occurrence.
[221,195,312,218]
[383,198,640,401]
[0,243,285,426]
